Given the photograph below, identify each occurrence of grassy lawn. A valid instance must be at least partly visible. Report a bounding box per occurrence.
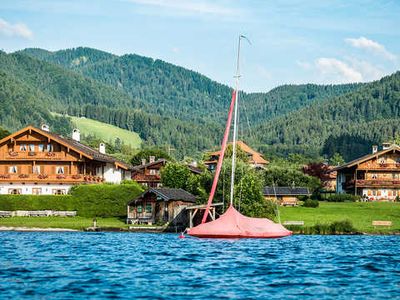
[279,202,400,233]
[0,217,129,230]
[52,113,142,149]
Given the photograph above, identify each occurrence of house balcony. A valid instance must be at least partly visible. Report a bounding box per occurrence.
[0,173,104,184]
[1,151,70,161]
[358,163,400,170]
[346,179,400,188]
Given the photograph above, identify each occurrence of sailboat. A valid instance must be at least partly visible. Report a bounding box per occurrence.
[188,36,292,238]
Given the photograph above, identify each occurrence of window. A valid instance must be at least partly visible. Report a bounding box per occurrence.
[149,169,156,175]
[393,173,399,179]
[137,205,143,213]
[8,189,21,195]
[146,203,152,213]
[52,189,66,195]
[371,174,378,179]
[32,166,41,174]
[9,166,17,174]
[19,144,27,151]
[32,188,42,195]
[379,157,386,164]
[56,166,64,174]
[46,144,53,152]
[28,144,35,152]
[38,144,45,152]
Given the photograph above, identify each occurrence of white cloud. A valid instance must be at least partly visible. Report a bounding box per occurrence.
[126,0,238,16]
[171,47,180,54]
[345,57,385,82]
[0,18,33,39]
[296,60,311,70]
[345,36,396,61]
[316,58,363,83]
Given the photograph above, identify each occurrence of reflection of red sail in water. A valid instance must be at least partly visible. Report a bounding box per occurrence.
[188,36,291,239]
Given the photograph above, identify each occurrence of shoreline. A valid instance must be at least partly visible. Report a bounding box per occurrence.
[0,226,399,235]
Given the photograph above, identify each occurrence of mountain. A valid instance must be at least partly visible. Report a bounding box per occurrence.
[3,47,392,160]
[250,72,400,161]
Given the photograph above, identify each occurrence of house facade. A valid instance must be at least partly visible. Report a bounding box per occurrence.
[0,125,132,195]
[204,140,269,171]
[127,188,196,225]
[131,158,166,188]
[333,143,400,201]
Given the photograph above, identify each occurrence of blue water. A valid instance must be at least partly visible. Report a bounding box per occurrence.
[0,233,399,299]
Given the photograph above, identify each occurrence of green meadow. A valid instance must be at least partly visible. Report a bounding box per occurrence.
[279,202,400,233]
[53,113,142,149]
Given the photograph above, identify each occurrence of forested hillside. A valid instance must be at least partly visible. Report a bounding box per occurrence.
[251,72,400,161]
[2,47,399,160]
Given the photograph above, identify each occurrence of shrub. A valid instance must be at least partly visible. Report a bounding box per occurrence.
[303,199,319,208]
[0,183,144,218]
[326,194,360,202]
[329,220,355,234]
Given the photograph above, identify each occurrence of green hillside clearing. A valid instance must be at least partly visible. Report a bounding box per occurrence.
[59,114,142,148]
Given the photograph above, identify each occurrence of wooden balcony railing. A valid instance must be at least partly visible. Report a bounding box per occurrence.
[354,179,400,186]
[1,151,66,160]
[0,174,104,183]
[358,163,400,170]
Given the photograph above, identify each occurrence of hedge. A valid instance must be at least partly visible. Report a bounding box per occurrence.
[0,182,143,217]
[326,194,361,202]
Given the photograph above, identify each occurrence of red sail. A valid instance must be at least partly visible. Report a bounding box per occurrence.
[200,90,236,224]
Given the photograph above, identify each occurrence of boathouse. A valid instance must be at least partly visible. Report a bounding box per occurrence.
[127,188,196,225]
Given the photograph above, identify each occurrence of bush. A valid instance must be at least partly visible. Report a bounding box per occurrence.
[326,194,360,202]
[329,220,355,234]
[303,199,319,208]
[0,183,144,217]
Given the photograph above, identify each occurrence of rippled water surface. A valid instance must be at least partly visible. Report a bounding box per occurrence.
[0,233,399,299]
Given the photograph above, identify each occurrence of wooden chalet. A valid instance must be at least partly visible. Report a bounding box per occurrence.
[0,125,132,195]
[332,143,400,201]
[204,140,268,171]
[131,158,166,188]
[263,186,311,206]
[127,188,196,225]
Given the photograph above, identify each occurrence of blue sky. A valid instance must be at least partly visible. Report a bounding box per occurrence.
[1,0,400,92]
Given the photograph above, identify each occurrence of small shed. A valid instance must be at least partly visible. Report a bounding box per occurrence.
[127,188,196,225]
[263,186,311,206]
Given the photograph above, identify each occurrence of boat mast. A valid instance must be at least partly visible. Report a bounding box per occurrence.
[230,36,242,207]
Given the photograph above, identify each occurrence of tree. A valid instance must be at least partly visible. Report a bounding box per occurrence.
[161,162,191,189]
[0,126,10,139]
[329,153,345,166]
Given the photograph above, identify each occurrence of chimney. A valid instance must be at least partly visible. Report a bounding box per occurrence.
[149,156,155,163]
[72,129,80,142]
[41,124,50,132]
[99,143,106,154]
[141,159,146,166]
[382,142,391,150]
[372,145,378,154]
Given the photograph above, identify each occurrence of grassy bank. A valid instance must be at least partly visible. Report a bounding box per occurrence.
[0,217,129,230]
[280,201,400,233]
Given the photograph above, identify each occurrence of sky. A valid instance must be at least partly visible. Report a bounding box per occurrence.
[1,0,400,92]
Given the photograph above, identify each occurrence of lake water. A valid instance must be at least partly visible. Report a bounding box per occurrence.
[0,233,399,299]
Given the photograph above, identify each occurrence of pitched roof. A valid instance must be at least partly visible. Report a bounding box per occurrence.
[208,140,268,165]
[330,145,400,172]
[263,186,311,196]
[0,126,132,170]
[129,188,196,204]
[132,159,167,171]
